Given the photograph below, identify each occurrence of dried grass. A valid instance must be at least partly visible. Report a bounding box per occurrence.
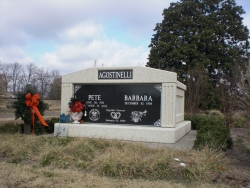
[0,133,231,188]
[1,162,215,188]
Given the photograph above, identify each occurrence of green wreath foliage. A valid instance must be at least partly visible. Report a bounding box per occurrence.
[13,90,46,123]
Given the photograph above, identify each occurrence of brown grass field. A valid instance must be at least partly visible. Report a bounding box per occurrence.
[0,129,249,187]
[0,134,230,188]
[0,99,249,187]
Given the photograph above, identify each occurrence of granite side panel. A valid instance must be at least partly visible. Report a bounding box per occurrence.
[176,88,185,123]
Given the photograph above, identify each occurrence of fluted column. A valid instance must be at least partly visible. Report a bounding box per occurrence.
[161,83,176,128]
[61,84,73,114]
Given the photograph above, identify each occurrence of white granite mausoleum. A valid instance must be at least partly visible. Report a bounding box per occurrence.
[55,67,191,143]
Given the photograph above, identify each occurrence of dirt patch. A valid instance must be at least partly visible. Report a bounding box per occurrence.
[217,128,250,187]
[230,128,250,165]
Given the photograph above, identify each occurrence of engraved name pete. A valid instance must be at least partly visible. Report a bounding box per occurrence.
[98,69,133,79]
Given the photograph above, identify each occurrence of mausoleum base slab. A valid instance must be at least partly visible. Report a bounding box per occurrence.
[54,121,191,144]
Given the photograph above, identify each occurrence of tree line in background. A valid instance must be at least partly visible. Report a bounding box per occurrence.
[1,0,250,126]
[0,62,61,100]
[147,0,250,125]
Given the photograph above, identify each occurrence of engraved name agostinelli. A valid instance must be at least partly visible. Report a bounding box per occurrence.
[124,95,153,102]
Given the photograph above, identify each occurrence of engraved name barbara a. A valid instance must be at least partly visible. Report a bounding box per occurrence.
[124,95,152,101]
[98,70,132,79]
[124,95,153,106]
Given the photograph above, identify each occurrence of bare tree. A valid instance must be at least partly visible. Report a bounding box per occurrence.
[0,74,6,95]
[185,64,208,114]
[46,69,61,100]
[20,63,38,92]
[16,76,25,93]
[8,62,23,94]
[22,63,37,86]
[50,69,60,80]
[48,76,61,100]
[0,62,62,98]
[234,60,250,120]
[0,74,6,104]
[0,62,11,92]
[35,67,51,99]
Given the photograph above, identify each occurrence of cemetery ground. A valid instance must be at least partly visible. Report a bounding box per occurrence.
[0,100,250,187]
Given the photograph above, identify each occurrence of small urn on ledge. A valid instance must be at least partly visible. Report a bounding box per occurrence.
[70,111,83,124]
[68,96,85,124]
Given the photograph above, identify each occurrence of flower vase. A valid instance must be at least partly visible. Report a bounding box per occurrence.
[70,111,83,124]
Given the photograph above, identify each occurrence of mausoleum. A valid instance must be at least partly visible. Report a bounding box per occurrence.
[55,67,191,143]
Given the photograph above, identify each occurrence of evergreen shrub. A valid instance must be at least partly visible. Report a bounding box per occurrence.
[0,123,21,134]
[185,114,224,130]
[0,117,59,135]
[185,113,233,151]
[230,117,247,128]
[45,117,58,134]
[34,117,58,135]
[194,124,233,151]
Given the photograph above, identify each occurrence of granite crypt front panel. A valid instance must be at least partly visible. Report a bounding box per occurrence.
[75,84,161,126]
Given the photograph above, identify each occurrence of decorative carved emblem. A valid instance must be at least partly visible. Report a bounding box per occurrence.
[153,119,161,127]
[89,109,100,121]
[74,84,83,92]
[130,110,147,123]
[110,112,121,119]
[154,84,162,92]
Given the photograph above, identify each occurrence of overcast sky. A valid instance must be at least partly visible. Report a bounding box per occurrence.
[0,0,249,75]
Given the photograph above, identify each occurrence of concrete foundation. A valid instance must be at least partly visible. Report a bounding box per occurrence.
[54,121,191,143]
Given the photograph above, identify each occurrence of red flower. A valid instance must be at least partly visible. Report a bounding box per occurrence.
[69,101,84,112]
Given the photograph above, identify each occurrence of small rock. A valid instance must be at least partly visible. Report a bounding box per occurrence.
[180,163,186,167]
[174,158,180,161]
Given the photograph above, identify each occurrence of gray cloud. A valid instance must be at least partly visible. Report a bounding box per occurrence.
[0,0,169,45]
[0,0,249,74]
